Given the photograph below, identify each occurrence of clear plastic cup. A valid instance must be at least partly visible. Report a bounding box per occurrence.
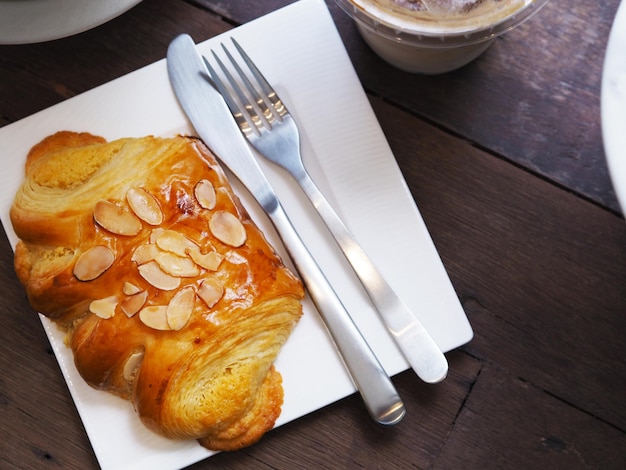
[335,0,551,74]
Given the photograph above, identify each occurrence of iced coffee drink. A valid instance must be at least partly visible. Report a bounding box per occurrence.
[336,0,550,73]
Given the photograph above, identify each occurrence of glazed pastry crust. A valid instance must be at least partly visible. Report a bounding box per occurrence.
[11,131,304,451]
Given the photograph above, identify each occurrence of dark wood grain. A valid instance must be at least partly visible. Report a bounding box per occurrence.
[1,0,625,468]
[351,0,622,213]
[436,364,626,469]
[369,96,626,430]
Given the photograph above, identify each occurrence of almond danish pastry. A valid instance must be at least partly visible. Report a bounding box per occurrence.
[10,131,304,451]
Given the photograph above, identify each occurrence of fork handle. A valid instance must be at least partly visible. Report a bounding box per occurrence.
[267,202,405,425]
[295,171,449,384]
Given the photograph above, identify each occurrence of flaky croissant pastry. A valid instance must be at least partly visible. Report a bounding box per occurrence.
[10,131,304,451]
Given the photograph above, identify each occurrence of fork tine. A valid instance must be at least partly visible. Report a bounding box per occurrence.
[213,48,266,133]
[202,54,255,135]
[221,43,275,127]
[230,38,287,121]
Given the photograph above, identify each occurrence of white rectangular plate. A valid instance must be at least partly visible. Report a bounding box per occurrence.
[0,0,472,468]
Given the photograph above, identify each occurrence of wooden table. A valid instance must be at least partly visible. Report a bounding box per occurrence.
[2,1,625,468]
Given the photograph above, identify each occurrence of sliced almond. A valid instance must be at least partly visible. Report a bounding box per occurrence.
[196,277,224,308]
[89,296,118,319]
[131,243,159,265]
[194,179,217,210]
[167,286,195,330]
[155,230,198,256]
[149,227,165,244]
[155,251,200,278]
[121,290,148,317]
[74,245,115,281]
[122,281,142,296]
[123,349,145,381]
[139,306,170,330]
[126,187,164,226]
[94,200,142,236]
[209,210,247,247]
[187,247,224,271]
[138,261,181,291]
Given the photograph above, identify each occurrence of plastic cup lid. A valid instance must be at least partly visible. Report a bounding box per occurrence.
[335,0,551,47]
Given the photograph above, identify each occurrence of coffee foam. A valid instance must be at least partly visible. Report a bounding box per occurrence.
[407,0,486,16]
[352,0,529,34]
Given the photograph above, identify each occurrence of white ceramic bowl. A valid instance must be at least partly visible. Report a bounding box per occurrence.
[0,0,142,45]
[335,0,551,74]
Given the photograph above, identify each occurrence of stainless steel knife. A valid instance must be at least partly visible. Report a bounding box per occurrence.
[166,33,405,425]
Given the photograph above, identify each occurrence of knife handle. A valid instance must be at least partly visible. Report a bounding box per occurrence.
[268,202,405,426]
[296,171,448,384]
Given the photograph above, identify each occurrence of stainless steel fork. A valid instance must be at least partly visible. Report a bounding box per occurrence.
[205,39,448,384]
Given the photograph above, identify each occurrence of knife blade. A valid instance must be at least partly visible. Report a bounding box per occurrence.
[166,33,405,425]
